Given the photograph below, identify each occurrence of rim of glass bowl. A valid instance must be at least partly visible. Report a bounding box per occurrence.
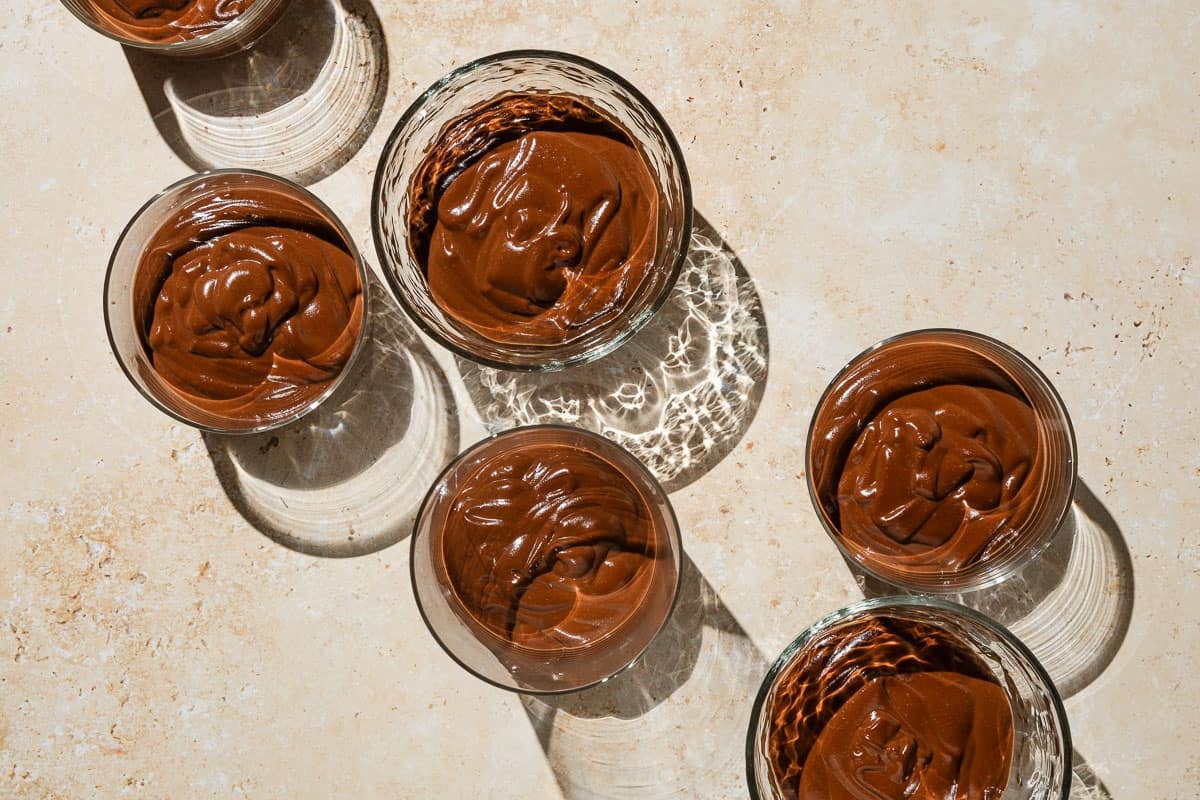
[59,0,286,55]
[408,423,685,695]
[369,48,694,372]
[744,595,1073,800]
[102,167,371,435]
[803,327,1079,594]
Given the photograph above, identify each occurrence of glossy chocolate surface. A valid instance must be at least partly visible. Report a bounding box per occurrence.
[765,616,1013,800]
[85,0,256,42]
[134,183,362,425]
[810,338,1044,572]
[797,671,1013,800]
[439,440,666,652]
[408,93,660,345]
[836,384,1038,569]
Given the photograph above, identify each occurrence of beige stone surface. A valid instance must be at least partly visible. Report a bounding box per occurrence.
[2,1,1198,798]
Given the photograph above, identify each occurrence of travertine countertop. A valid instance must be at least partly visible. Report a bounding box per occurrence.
[2,2,1197,798]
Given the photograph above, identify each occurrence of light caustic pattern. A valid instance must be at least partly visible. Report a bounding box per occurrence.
[164,0,381,183]
[207,283,457,556]
[1069,758,1114,800]
[522,568,767,800]
[1008,503,1131,697]
[468,231,767,487]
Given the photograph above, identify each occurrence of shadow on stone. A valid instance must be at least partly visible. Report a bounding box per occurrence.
[458,213,769,494]
[521,555,767,798]
[1070,750,1114,799]
[123,0,388,185]
[853,479,1134,698]
[204,274,458,557]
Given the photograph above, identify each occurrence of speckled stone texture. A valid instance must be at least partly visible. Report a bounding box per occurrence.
[1,2,1197,798]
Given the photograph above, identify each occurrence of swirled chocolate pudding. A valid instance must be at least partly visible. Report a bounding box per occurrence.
[765,616,1014,800]
[84,0,257,42]
[438,438,671,653]
[407,93,661,345]
[133,181,363,425]
[810,334,1047,574]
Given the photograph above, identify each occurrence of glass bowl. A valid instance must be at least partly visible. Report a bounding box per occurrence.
[60,0,290,58]
[747,596,1071,800]
[410,424,683,693]
[371,49,692,371]
[103,168,369,434]
[806,328,1077,594]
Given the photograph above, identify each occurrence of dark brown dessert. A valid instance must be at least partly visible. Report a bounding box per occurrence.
[85,0,256,43]
[798,672,1013,800]
[134,183,363,425]
[810,338,1044,572]
[438,439,668,652]
[407,93,660,346]
[836,384,1038,569]
[766,616,1014,800]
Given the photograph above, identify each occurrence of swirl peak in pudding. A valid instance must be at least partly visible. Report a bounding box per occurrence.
[439,439,665,651]
[134,182,363,425]
[837,384,1037,568]
[85,0,257,42]
[408,93,661,346]
[798,672,1013,800]
[765,616,1013,800]
[809,336,1047,574]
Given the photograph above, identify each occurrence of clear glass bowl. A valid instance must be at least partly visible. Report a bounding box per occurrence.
[103,169,370,434]
[806,328,1077,594]
[59,0,290,58]
[371,49,693,371]
[746,596,1071,800]
[410,424,683,693]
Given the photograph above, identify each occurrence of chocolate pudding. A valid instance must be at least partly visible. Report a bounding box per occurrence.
[809,332,1050,577]
[438,438,669,652]
[799,672,1012,800]
[407,93,661,346]
[836,383,1038,569]
[133,181,363,426]
[84,0,257,42]
[765,616,1014,800]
